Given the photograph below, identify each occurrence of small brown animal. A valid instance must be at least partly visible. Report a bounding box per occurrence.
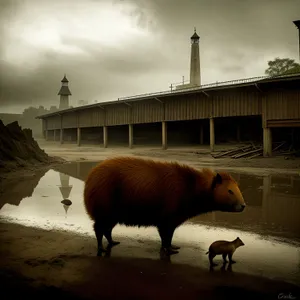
[206,237,245,266]
[83,156,246,257]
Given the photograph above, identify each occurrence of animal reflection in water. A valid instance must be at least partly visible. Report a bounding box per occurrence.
[61,199,72,218]
[210,262,233,272]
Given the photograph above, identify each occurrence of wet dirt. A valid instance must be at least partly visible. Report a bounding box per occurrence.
[1,141,300,299]
[1,222,299,300]
[37,140,300,175]
[0,160,300,299]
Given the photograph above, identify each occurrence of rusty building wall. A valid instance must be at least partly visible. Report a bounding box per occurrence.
[78,107,105,128]
[164,93,212,121]
[131,100,163,124]
[46,115,61,130]
[42,80,300,129]
[105,104,131,125]
[264,89,300,121]
[212,88,262,117]
[62,112,77,128]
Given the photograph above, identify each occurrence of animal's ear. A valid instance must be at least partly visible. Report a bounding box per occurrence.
[211,173,222,189]
[216,173,222,184]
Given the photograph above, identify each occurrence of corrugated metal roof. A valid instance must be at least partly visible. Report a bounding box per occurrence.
[36,72,300,119]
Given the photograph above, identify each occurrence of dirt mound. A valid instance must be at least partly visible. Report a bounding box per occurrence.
[0,120,63,176]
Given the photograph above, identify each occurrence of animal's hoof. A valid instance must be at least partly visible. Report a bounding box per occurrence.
[229,260,236,264]
[210,263,218,267]
[162,247,179,255]
[109,241,120,247]
[171,244,180,250]
[97,247,107,256]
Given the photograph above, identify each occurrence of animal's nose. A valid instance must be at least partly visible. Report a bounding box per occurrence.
[241,204,246,208]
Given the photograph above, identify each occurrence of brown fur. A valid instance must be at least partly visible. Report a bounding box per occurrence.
[83,156,246,256]
[206,237,245,266]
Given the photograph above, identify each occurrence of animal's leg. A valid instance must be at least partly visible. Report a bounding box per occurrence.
[222,253,228,263]
[228,253,236,264]
[157,226,178,255]
[103,223,120,247]
[209,252,218,267]
[93,221,106,256]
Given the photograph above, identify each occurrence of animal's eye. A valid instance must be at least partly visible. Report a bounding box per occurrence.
[228,189,234,195]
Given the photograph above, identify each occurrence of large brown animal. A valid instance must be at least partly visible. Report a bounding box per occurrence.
[83,156,246,256]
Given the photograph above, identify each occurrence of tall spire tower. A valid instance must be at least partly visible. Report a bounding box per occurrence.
[293,20,300,62]
[58,74,71,110]
[190,28,201,86]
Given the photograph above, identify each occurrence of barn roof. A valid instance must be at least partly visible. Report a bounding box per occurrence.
[36,72,300,119]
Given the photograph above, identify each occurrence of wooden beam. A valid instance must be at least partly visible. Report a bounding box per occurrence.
[254,83,263,92]
[154,97,164,103]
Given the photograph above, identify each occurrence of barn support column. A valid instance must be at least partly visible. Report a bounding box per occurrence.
[209,117,215,152]
[54,129,56,141]
[200,124,204,145]
[60,129,63,144]
[45,130,48,141]
[43,120,47,140]
[262,175,271,222]
[77,127,81,146]
[162,121,167,150]
[263,127,272,157]
[128,124,133,149]
[59,115,63,144]
[103,126,108,148]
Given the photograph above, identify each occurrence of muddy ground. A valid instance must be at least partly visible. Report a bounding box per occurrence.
[1,140,300,299]
[0,221,299,300]
[38,140,300,174]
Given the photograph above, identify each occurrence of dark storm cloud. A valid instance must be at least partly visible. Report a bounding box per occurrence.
[0,44,169,108]
[124,0,300,74]
[0,0,299,112]
[0,0,172,111]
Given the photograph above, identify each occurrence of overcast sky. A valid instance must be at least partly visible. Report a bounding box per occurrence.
[0,0,299,113]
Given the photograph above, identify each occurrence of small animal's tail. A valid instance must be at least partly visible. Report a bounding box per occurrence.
[205,251,209,255]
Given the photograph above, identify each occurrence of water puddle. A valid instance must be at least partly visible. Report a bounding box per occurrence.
[0,161,300,285]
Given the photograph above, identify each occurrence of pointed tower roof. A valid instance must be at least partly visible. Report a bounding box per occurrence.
[62,204,70,217]
[59,186,73,199]
[61,74,69,83]
[293,20,300,30]
[191,27,200,40]
[58,74,72,96]
[58,172,73,199]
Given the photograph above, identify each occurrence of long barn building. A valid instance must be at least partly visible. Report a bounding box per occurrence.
[37,73,300,157]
